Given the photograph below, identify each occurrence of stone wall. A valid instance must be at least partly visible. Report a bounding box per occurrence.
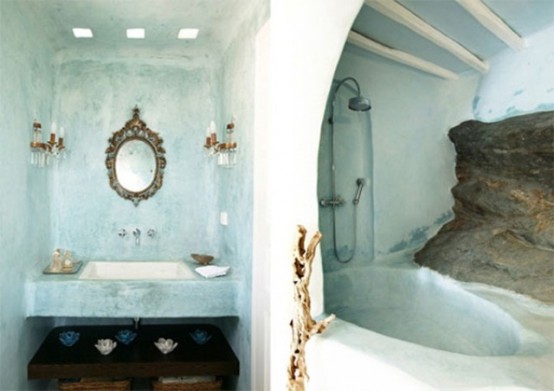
[415,111,554,303]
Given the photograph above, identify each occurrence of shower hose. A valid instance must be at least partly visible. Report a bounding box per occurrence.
[332,203,357,263]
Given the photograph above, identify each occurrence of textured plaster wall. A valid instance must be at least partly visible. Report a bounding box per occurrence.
[473,24,554,121]
[50,57,221,262]
[216,4,268,389]
[319,43,479,275]
[0,2,55,389]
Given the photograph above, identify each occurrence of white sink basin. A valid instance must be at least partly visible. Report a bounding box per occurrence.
[79,261,195,280]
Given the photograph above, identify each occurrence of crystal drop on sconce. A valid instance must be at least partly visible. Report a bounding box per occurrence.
[203,119,238,168]
[30,120,67,167]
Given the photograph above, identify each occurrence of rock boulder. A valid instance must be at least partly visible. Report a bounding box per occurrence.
[415,111,554,303]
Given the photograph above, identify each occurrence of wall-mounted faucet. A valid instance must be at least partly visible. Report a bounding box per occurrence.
[133,228,141,247]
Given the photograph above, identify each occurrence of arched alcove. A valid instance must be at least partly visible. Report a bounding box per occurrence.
[261,1,365,389]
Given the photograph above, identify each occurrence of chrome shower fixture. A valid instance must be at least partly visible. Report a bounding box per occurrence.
[348,95,372,112]
[328,77,371,125]
[353,178,366,205]
[323,76,371,263]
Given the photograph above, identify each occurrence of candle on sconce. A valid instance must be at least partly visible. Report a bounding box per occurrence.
[49,122,57,144]
[58,126,65,149]
[205,125,211,147]
[209,120,217,144]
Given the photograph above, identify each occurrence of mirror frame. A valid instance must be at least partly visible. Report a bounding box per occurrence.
[106,107,166,206]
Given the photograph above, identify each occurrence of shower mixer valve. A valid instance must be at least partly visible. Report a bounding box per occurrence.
[319,196,345,208]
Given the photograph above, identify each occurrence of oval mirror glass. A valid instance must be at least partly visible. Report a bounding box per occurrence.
[115,139,156,193]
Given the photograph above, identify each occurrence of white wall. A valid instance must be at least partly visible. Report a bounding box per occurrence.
[267,0,364,389]
[252,19,271,391]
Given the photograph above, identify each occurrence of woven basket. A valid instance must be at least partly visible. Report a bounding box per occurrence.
[152,378,222,391]
[58,378,131,391]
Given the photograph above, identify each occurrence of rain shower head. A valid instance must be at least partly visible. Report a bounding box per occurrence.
[329,76,371,123]
[348,95,371,112]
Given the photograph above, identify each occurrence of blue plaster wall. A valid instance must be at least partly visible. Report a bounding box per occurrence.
[0,2,55,389]
[216,4,268,388]
[50,57,221,262]
[318,43,479,276]
[473,24,554,121]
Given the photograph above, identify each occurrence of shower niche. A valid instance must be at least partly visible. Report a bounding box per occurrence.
[317,76,374,270]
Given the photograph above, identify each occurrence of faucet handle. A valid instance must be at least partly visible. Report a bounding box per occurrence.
[118,229,127,238]
[147,229,156,238]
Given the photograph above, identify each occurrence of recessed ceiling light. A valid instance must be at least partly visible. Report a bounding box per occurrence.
[126,28,145,39]
[72,28,93,38]
[178,28,199,39]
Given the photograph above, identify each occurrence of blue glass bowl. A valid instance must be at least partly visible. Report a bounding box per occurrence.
[59,331,80,347]
[115,329,137,346]
[189,329,212,345]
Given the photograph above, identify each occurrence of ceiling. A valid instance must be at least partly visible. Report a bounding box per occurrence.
[15,0,554,74]
[23,0,264,61]
[350,0,554,77]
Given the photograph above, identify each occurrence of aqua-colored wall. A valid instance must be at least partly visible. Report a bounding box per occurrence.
[216,4,267,389]
[318,43,479,276]
[473,24,554,121]
[0,1,55,389]
[50,57,221,262]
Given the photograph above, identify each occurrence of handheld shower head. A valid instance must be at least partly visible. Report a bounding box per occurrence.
[353,178,366,205]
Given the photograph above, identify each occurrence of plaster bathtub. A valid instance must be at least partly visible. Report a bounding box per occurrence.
[307,265,554,390]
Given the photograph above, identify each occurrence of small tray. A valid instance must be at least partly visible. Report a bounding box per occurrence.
[43,261,82,275]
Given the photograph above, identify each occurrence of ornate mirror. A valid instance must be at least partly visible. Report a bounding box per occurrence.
[106,107,166,206]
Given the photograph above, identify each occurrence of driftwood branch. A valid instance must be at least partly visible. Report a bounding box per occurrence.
[288,225,335,391]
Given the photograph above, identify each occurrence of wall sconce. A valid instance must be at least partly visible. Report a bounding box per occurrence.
[30,121,67,167]
[203,118,238,168]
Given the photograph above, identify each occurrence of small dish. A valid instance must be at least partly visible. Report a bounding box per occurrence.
[189,329,212,345]
[115,329,137,346]
[59,331,80,347]
[191,253,214,265]
[154,338,178,354]
[95,339,117,355]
